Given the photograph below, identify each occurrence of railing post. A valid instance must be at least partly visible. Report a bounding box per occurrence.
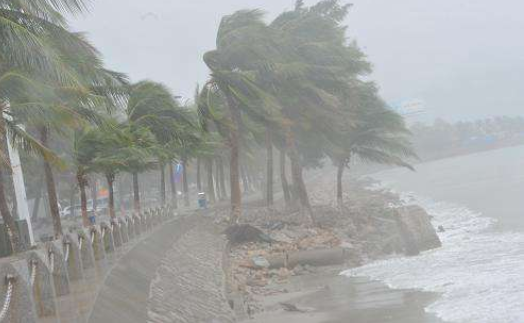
[111,219,123,248]
[119,218,129,244]
[101,222,115,254]
[27,251,58,318]
[62,234,84,282]
[0,263,38,322]
[90,226,106,261]
[133,214,142,236]
[126,215,135,240]
[45,242,70,296]
[77,230,96,271]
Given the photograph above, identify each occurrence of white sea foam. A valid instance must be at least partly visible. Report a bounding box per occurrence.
[342,191,524,323]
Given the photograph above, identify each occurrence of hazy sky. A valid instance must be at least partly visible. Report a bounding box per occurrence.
[71,0,524,122]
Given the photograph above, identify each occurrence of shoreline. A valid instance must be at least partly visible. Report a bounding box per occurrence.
[225,172,445,323]
[244,264,444,323]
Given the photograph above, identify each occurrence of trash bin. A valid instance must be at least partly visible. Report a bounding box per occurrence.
[89,211,97,225]
[197,192,207,209]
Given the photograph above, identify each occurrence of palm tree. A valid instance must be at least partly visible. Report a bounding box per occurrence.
[329,82,417,206]
[252,0,372,222]
[265,125,274,207]
[72,119,132,224]
[72,127,97,226]
[124,80,192,208]
[203,10,280,222]
[0,0,102,245]
[117,124,157,213]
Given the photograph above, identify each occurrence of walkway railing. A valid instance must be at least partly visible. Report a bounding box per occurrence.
[0,275,15,322]
[0,205,175,322]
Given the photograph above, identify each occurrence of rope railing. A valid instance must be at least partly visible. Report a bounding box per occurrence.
[0,275,16,322]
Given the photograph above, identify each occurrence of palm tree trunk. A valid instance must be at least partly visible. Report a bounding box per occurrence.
[169,162,178,209]
[39,127,62,238]
[266,127,274,207]
[196,158,202,192]
[285,126,315,224]
[159,163,166,206]
[31,177,43,221]
[248,164,258,192]
[106,173,116,219]
[279,148,291,206]
[31,194,41,221]
[182,156,190,207]
[206,158,216,204]
[224,93,242,223]
[218,157,227,200]
[132,172,140,213]
[117,177,124,216]
[240,164,249,194]
[68,180,76,218]
[77,171,90,227]
[336,159,345,207]
[91,176,98,213]
[0,166,23,253]
[0,105,23,253]
[214,159,221,200]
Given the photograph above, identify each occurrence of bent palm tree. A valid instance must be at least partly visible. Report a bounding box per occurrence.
[203,10,280,223]
[330,82,417,207]
[0,0,95,247]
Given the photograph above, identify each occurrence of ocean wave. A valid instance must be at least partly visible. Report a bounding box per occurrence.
[342,192,524,323]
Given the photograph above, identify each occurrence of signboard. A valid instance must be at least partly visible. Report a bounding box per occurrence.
[392,99,426,117]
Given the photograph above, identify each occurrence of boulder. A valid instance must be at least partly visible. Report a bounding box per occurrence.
[394,205,442,256]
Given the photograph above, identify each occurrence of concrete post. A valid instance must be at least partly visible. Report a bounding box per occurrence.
[45,242,70,296]
[77,230,96,271]
[126,216,135,240]
[144,211,152,231]
[111,219,123,248]
[0,262,38,323]
[133,215,142,236]
[119,218,129,244]
[101,222,115,254]
[63,234,84,282]
[90,226,106,261]
[152,208,160,226]
[139,213,147,234]
[27,251,58,318]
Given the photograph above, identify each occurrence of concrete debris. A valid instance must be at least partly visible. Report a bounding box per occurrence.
[226,177,443,319]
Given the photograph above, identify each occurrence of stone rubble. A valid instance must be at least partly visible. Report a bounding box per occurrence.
[226,177,442,319]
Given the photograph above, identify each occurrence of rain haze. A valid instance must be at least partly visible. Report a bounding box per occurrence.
[72,0,524,121]
[4,0,524,322]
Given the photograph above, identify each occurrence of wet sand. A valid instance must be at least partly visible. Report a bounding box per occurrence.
[247,268,443,323]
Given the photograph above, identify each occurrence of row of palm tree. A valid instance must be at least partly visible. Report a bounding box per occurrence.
[0,0,415,254]
[0,0,197,252]
[0,0,121,251]
[199,0,416,224]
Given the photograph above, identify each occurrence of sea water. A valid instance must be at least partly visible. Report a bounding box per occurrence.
[343,146,524,323]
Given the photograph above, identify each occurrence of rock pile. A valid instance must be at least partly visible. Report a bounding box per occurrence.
[226,178,443,317]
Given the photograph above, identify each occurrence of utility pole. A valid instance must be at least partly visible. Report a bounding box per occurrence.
[5,113,34,245]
